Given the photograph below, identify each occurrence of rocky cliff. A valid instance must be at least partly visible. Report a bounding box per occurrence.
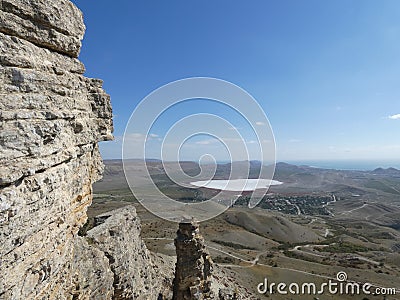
[0,1,169,299]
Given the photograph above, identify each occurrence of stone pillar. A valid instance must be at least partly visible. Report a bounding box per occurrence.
[173,219,213,300]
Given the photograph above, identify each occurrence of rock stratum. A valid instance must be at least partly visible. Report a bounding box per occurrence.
[0,1,253,299]
[0,1,170,299]
[173,221,213,300]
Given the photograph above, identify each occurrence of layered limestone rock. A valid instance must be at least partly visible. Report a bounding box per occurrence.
[0,0,85,57]
[0,1,169,299]
[173,220,213,300]
[74,206,173,300]
[0,0,111,298]
[172,221,252,300]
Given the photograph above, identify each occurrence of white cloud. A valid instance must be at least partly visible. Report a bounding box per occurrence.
[256,121,266,126]
[195,140,214,145]
[124,133,145,142]
[122,133,162,143]
[148,133,162,141]
[193,137,243,145]
[389,114,400,120]
[222,137,243,142]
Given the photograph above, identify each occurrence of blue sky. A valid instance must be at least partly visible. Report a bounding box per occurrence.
[71,0,400,163]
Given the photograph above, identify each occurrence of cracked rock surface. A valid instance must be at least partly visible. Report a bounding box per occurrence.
[0,1,170,299]
[173,220,213,300]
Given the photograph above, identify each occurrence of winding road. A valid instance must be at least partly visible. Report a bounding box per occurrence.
[143,236,399,294]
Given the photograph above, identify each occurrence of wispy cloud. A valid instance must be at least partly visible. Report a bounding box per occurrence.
[389,114,400,120]
[124,133,145,142]
[123,133,162,143]
[256,121,266,126]
[194,137,243,145]
[148,133,162,141]
[195,139,215,145]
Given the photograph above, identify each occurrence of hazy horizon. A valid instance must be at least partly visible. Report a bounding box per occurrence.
[107,157,400,171]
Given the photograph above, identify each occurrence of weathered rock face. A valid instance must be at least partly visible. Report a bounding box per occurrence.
[0,1,170,299]
[74,206,173,300]
[173,220,213,300]
[0,0,85,57]
[0,0,111,298]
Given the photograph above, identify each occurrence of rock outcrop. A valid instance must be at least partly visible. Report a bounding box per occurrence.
[173,220,213,300]
[0,1,169,299]
[74,206,173,300]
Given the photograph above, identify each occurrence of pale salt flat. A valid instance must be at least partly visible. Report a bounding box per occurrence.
[190,179,283,191]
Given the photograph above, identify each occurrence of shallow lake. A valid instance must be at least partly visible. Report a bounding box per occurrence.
[190,178,283,191]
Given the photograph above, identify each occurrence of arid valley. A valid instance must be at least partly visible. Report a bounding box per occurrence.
[86,160,400,299]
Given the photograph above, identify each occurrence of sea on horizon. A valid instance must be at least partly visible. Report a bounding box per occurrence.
[283,160,400,171]
[107,158,400,172]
